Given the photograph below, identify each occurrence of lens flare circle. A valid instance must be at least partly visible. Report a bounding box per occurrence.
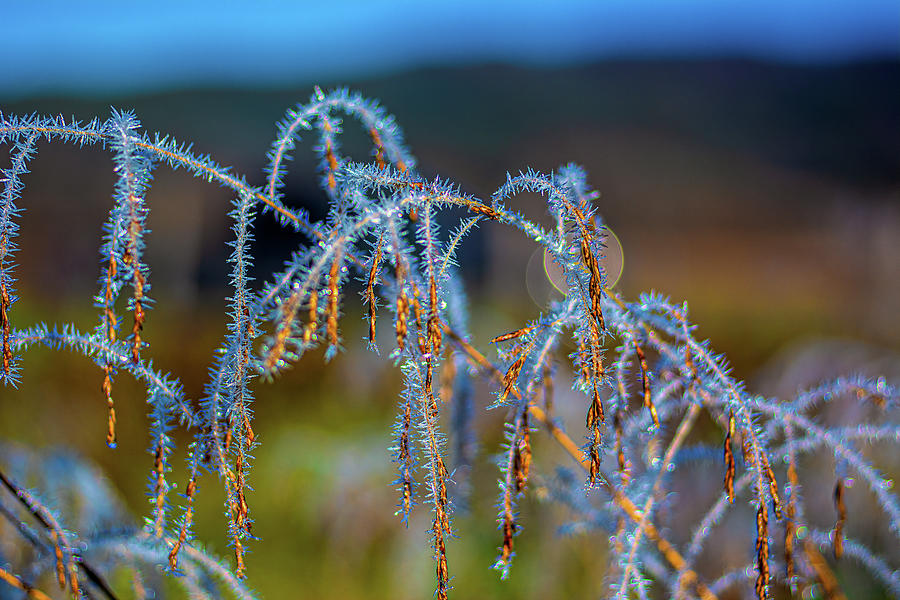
[543,225,624,295]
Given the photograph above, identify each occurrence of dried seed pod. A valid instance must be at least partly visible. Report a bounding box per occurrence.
[491,325,535,345]
[684,344,696,379]
[577,338,591,385]
[131,269,145,364]
[51,530,65,589]
[467,201,500,220]
[102,367,116,448]
[0,281,11,375]
[742,435,753,465]
[397,401,414,519]
[763,455,783,520]
[724,411,735,504]
[436,456,450,534]
[615,410,628,484]
[266,287,302,371]
[67,560,81,598]
[169,476,198,569]
[633,341,659,427]
[235,454,250,533]
[513,412,532,493]
[243,305,254,341]
[580,235,605,332]
[104,250,117,343]
[243,416,256,445]
[393,260,408,350]
[368,127,387,169]
[303,288,319,344]
[499,350,527,405]
[833,478,846,559]
[756,505,770,600]
[427,275,442,355]
[365,240,383,344]
[592,339,604,380]
[586,387,604,430]
[224,415,233,452]
[411,287,424,331]
[325,253,342,347]
[588,428,602,485]
[498,514,515,572]
[395,291,408,351]
[785,506,796,579]
[586,380,604,486]
[233,535,245,580]
[323,127,338,191]
[152,441,167,537]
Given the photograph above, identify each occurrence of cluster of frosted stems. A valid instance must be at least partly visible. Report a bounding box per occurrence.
[0,88,898,600]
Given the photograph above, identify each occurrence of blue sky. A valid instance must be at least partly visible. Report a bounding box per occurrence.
[2,0,898,98]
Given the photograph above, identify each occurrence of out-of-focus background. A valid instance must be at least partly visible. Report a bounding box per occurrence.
[1,2,898,598]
